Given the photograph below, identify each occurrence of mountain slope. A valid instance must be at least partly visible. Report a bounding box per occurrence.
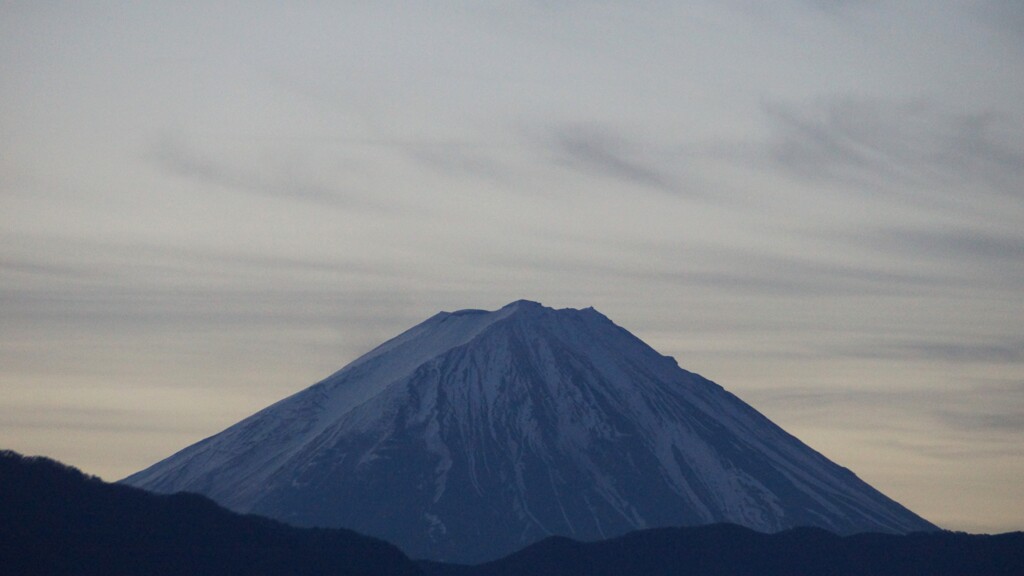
[124,300,936,562]
[0,450,421,576]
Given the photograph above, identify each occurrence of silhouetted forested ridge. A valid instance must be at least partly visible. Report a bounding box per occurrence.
[0,450,421,576]
[4,449,1021,576]
[421,522,1024,576]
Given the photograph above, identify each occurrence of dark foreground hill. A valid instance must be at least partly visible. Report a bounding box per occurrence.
[0,450,421,576]
[3,450,1021,576]
[421,523,1024,576]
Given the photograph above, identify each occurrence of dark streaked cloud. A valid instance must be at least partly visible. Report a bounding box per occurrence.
[804,223,1024,296]
[806,337,1024,365]
[869,227,1024,263]
[547,124,687,196]
[808,0,874,8]
[760,98,1024,201]
[148,137,381,209]
[975,0,1024,40]
[747,380,1024,455]
[938,411,1024,433]
[490,240,959,299]
[399,140,517,187]
[892,342,1024,364]
[0,405,192,435]
[0,257,100,281]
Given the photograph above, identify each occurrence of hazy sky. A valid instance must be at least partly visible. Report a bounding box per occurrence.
[2,1,1022,534]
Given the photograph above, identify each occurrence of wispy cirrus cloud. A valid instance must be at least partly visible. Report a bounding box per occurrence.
[866,227,1024,263]
[746,379,1024,451]
[148,137,383,209]
[862,341,1024,364]
[975,0,1024,40]
[759,98,1024,200]
[399,139,518,187]
[545,124,690,196]
[938,410,1024,433]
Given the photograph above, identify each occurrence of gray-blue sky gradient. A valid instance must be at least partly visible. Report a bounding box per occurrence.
[2,1,1022,533]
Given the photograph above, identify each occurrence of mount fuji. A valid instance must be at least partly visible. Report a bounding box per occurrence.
[123,300,936,562]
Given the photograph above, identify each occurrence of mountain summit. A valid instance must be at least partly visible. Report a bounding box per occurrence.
[123,301,936,562]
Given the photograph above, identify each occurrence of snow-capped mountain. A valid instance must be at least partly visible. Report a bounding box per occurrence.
[123,300,936,562]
